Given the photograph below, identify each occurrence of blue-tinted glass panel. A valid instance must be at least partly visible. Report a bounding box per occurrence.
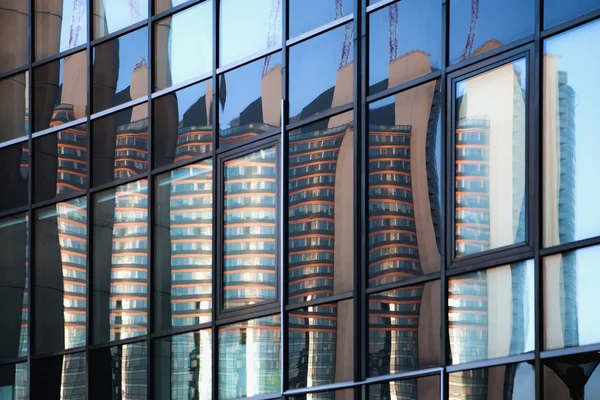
[0,363,28,399]
[369,374,440,399]
[0,3,29,74]
[0,141,29,213]
[93,0,149,39]
[0,72,28,145]
[31,352,86,399]
[35,0,88,60]
[545,0,600,29]
[289,0,353,38]
[450,363,534,399]
[90,342,147,399]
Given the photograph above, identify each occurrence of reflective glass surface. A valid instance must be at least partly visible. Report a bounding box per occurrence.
[0,3,29,75]
[34,124,88,203]
[448,260,534,365]
[92,0,148,39]
[449,362,535,399]
[543,353,600,400]
[92,103,149,187]
[153,80,213,168]
[223,146,277,309]
[90,342,147,399]
[0,363,28,399]
[154,329,212,400]
[219,52,282,147]
[218,315,281,399]
[454,59,527,258]
[154,0,189,15]
[219,0,282,67]
[545,0,600,29]
[0,141,29,213]
[368,280,441,377]
[289,299,354,389]
[154,1,213,92]
[92,27,148,113]
[0,72,29,144]
[34,197,87,354]
[289,388,355,400]
[369,0,441,95]
[543,19,600,247]
[31,352,86,399]
[92,179,148,344]
[449,0,534,64]
[289,23,354,123]
[289,0,353,38]
[288,111,354,304]
[368,374,440,399]
[34,0,88,60]
[368,83,442,287]
[154,160,213,332]
[0,214,28,361]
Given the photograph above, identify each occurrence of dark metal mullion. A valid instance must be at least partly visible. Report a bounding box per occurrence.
[281,0,289,395]
[26,0,34,396]
[85,0,93,397]
[365,70,441,104]
[285,291,354,312]
[540,7,600,39]
[152,0,206,22]
[89,19,148,47]
[211,0,219,399]
[87,336,148,352]
[285,103,354,132]
[31,43,88,68]
[146,0,154,397]
[365,273,441,296]
[540,236,600,257]
[0,65,30,82]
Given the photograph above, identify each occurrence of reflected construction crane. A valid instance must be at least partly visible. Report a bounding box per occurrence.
[68,0,86,48]
[336,0,353,68]
[460,0,480,61]
[388,2,398,62]
[262,0,282,76]
[130,0,141,22]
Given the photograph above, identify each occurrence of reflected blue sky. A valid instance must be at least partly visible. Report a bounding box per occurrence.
[289,0,353,38]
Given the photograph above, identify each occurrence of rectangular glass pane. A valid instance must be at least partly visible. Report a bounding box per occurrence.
[90,342,147,399]
[223,146,277,310]
[288,111,354,304]
[543,353,600,399]
[34,197,87,354]
[0,72,29,144]
[154,160,213,332]
[93,0,148,39]
[31,352,86,399]
[218,315,281,399]
[449,362,534,399]
[289,0,353,38]
[544,0,600,29]
[0,3,29,74]
[368,374,440,399]
[0,363,28,399]
[34,0,87,60]
[0,141,29,213]
[448,260,534,365]
[92,179,148,344]
[289,388,354,399]
[454,59,527,258]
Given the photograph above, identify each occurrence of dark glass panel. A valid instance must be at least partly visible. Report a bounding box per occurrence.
[0,2,29,74]
[289,300,354,389]
[288,111,354,304]
[0,72,29,144]
[368,374,440,399]
[449,0,534,64]
[34,0,87,60]
[90,342,147,400]
[154,160,213,332]
[223,146,277,310]
[92,179,148,344]
[154,329,212,399]
[369,0,441,95]
[34,124,88,203]
[219,0,282,67]
[449,362,534,399]
[289,24,354,123]
[544,353,600,400]
[368,280,441,377]
[0,141,29,213]
[543,19,600,247]
[289,0,353,38]
[33,51,87,133]
[545,0,600,29]
[0,214,28,361]
[92,27,148,113]
[154,1,213,92]
[368,82,442,287]
[218,315,281,399]
[454,59,527,258]
[92,0,148,39]
[289,388,354,400]
[448,260,534,365]
[0,363,28,399]
[153,80,213,168]
[31,352,86,399]
[154,0,189,15]
[92,103,149,187]
[219,52,282,147]
[34,197,87,354]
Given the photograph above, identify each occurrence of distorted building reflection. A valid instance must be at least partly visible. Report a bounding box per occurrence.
[31,352,86,399]
[91,342,147,399]
[449,362,535,400]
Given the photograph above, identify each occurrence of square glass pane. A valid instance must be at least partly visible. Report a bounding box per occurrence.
[288,111,354,304]
[90,342,147,399]
[34,197,87,354]
[31,352,86,399]
[34,0,87,60]
[223,146,277,310]
[368,82,442,287]
[454,59,527,258]
[93,0,148,39]
[289,0,353,38]
[154,1,213,92]
[0,2,29,74]
[0,141,29,213]
[0,363,28,399]
[545,0,600,29]
[92,179,148,344]
[449,362,534,399]
[448,260,534,365]
[543,353,600,399]
[289,388,354,399]
[0,72,29,145]
[218,315,281,399]
[154,160,213,332]
[368,374,440,399]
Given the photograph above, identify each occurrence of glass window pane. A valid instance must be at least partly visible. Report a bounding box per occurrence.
[543,353,600,399]
[92,179,148,344]
[0,214,28,361]
[369,0,441,95]
[289,388,355,400]
[34,197,87,354]
[219,52,282,147]
[448,260,534,365]
[454,59,527,258]
[31,352,86,399]
[34,0,87,60]
[0,141,29,213]
[0,3,29,74]
[289,0,353,38]
[368,83,442,287]
[154,0,189,15]
[545,0,600,29]
[223,146,277,310]
[368,374,440,399]
[289,24,354,123]
[0,363,28,399]
[220,0,282,67]
[92,27,148,114]
[449,362,534,399]
[34,124,88,203]
[369,280,441,376]
[218,315,281,399]
[154,329,212,399]
[289,299,354,389]
[0,72,29,144]
[154,160,213,332]
[93,0,148,39]
[543,20,600,247]
[153,80,213,168]
[92,103,149,187]
[154,1,213,92]
[449,0,534,64]
[288,111,354,304]
[90,342,147,399]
